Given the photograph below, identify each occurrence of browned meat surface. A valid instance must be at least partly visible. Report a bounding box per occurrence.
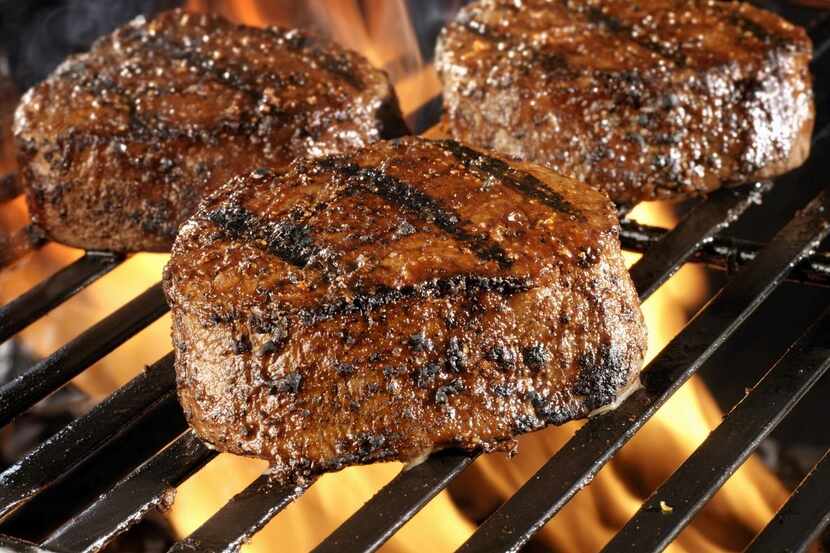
[163,137,646,482]
[435,0,814,204]
[14,9,404,252]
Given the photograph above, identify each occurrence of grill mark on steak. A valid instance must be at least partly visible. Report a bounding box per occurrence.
[458,20,580,79]
[268,28,365,90]
[144,27,365,95]
[207,202,323,268]
[459,3,687,68]
[56,66,284,151]
[729,15,779,47]
[695,1,786,49]
[298,274,534,325]
[143,35,266,102]
[140,33,339,120]
[436,140,586,221]
[60,28,368,147]
[572,2,688,67]
[459,18,509,43]
[316,157,514,269]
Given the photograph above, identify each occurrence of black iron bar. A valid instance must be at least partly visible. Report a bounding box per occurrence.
[744,449,830,553]
[601,308,830,553]
[0,252,123,344]
[626,183,770,298]
[310,451,474,553]
[0,283,168,428]
[304,183,769,553]
[455,186,830,553]
[620,220,830,288]
[169,474,316,553]
[42,430,215,553]
[0,392,187,541]
[0,354,177,520]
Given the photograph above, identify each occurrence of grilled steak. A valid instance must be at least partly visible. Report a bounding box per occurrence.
[163,137,646,482]
[14,9,404,252]
[435,0,814,204]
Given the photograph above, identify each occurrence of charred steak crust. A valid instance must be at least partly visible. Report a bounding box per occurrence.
[435,0,814,204]
[13,9,404,252]
[163,137,646,482]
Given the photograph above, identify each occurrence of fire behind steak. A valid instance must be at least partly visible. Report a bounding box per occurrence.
[163,137,646,482]
[13,9,404,252]
[435,0,814,204]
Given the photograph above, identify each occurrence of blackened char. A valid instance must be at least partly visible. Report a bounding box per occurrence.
[163,137,647,483]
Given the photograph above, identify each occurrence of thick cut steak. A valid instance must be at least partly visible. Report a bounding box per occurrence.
[14,9,404,252]
[163,137,646,482]
[435,0,814,204]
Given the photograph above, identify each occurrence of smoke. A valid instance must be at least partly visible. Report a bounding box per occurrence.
[0,0,180,91]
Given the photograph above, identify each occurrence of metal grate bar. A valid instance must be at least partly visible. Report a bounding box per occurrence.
[0,253,123,344]
[627,183,769,298]
[455,185,830,553]
[620,220,830,288]
[745,449,830,553]
[296,182,768,553]
[0,535,54,553]
[0,354,177,520]
[0,283,168,428]
[42,430,215,553]
[310,451,474,553]
[169,475,315,553]
[601,307,830,553]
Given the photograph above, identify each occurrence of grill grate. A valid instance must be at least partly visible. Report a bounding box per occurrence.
[1,3,830,553]
[745,450,830,553]
[0,253,122,344]
[602,308,830,553]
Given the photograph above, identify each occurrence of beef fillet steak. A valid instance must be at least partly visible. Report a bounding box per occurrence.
[163,137,647,482]
[435,0,814,204]
[14,9,403,252]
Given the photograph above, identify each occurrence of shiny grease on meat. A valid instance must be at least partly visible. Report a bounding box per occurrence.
[163,137,646,483]
[14,9,404,252]
[436,0,814,204]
